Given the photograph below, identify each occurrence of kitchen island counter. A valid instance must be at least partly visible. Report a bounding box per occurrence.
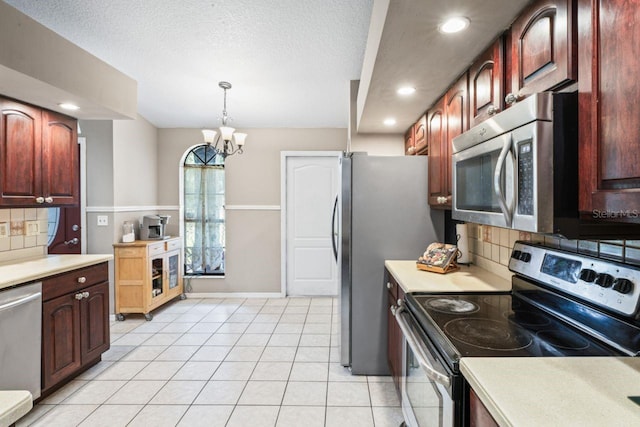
[0,254,112,291]
[461,357,640,427]
[385,260,511,293]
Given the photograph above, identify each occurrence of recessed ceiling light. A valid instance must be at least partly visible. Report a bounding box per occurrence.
[397,86,416,96]
[59,103,80,111]
[383,118,397,126]
[439,16,470,34]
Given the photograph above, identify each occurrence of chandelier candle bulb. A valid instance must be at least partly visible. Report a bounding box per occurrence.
[202,129,217,144]
[220,126,235,141]
[234,133,247,146]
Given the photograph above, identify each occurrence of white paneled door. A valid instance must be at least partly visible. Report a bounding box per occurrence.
[284,154,340,296]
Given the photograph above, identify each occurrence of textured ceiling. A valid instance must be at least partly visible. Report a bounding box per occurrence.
[4,0,373,129]
[4,0,534,134]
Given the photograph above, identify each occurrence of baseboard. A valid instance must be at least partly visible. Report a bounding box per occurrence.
[186,292,286,299]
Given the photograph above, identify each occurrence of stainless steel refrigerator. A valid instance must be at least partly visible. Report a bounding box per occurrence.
[337,152,443,375]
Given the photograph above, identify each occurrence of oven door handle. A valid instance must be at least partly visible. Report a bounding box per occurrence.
[393,304,452,388]
[494,134,513,227]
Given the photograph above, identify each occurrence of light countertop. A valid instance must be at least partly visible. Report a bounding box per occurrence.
[385,260,511,293]
[461,357,640,427]
[0,254,112,291]
[0,391,32,427]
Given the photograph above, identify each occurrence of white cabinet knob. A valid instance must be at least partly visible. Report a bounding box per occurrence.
[78,276,86,284]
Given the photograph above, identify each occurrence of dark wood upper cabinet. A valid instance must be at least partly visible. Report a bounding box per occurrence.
[0,96,78,207]
[578,0,640,216]
[413,114,427,154]
[404,124,415,155]
[429,73,469,209]
[508,0,576,102]
[445,74,470,204]
[427,97,447,207]
[469,38,504,127]
[42,110,79,205]
[0,99,42,205]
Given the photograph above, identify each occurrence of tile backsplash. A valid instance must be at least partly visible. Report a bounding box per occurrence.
[0,208,49,261]
[466,223,640,280]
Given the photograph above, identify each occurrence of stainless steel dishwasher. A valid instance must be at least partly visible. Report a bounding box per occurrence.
[0,282,42,399]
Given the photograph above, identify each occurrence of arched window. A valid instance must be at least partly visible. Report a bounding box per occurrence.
[183,144,225,275]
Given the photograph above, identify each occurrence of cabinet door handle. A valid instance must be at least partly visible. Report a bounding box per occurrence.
[82,291,90,299]
[487,105,500,115]
[45,197,54,204]
[35,197,45,204]
[505,93,519,105]
[77,276,86,284]
[75,293,84,300]
[386,282,392,290]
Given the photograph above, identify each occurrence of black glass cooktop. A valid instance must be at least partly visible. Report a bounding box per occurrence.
[406,292,624,372]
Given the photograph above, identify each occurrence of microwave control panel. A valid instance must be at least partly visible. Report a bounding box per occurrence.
[517,141,534,215]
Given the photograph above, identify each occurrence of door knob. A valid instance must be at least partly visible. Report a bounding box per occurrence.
[35,197,45,204]
[44,197,54,203]
[77,276,86,284]
[72,224,80,232]
[487,105,500,116]
[75,293,84,300]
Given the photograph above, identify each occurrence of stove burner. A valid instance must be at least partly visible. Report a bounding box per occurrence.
[536,330,590,350]
[506,310,552,327]
[426,298,479,314]
[444,318,533,351]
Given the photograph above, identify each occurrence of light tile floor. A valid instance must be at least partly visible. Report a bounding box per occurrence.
[18,297,404,427]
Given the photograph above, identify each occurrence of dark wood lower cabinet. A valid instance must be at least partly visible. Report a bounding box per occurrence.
[42,291,82,390]
[386,270,404,394]
[469,388,499,427]
[42,264,110,393]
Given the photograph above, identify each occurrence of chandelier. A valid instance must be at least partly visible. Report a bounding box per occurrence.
[201,81,246,157]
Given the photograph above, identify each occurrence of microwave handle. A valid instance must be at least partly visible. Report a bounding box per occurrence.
[393,303,451,388]
[494,135,513,227]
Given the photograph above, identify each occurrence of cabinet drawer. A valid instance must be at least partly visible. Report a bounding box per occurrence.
[148,242,165,256]
[43,262,108,302]
[165,239,181,251]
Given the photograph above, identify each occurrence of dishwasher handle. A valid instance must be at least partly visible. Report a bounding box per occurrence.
[394,303,451,388]
[0,292,41,312]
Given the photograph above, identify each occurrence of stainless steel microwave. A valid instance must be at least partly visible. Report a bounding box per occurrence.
[451,92,579,235]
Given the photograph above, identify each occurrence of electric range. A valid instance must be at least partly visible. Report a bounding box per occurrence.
[394,241,640,427]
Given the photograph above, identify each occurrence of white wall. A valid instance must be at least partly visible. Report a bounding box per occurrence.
[113,115,159,207]
[82,115,159,310]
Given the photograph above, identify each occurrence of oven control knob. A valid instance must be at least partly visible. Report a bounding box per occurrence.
[579,269,597,283]
[613,278,634,295]
[595,273,614,288]
[511,250,522,260]
[519,252,532,263]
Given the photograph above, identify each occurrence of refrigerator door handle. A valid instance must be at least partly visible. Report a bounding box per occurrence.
[331,195,339,262]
